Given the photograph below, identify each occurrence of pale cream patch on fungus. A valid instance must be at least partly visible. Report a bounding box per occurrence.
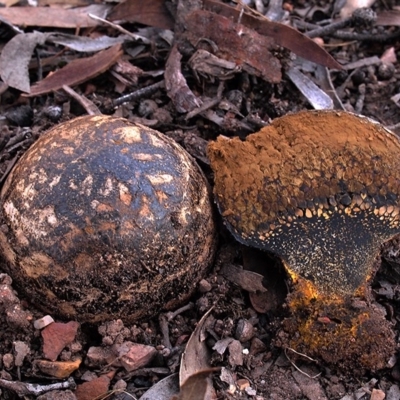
[99,177,113,197]
[114,126,142,144]
[147,174,173,185]
[118,183,132,206]
[49,175,61,188]
[80,175,93,197]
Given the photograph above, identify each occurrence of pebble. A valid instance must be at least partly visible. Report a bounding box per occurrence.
[75,371,114,400]
[3,353,13,369]
[13,341,30,367]
[370,388,385,400]
[235,319,254,342]
[112,342,157,372]
[34,315,55,330]
[42,321,80,361]
[198,279,212,293]
[36,358,81,379]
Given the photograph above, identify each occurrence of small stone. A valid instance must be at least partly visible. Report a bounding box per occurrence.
[228,340,243,367]
[245,386,257,396]
[387,385,400,400]
[34,315,55,330]
[112,342,157,372]
[37,390,77,400]
[377,63,395,81]
[36,358,81,379]
[370,388,385,400]
[75,371,114,400]
[0,281,19,310]
[102,336,114,346]
[80,370,98,382]
[13,341,30,367]
[113,379,127,391]
[235,319,254,343]
[98,319,124,338]
[249,337,267,356]
[86,346,113,368]
[237,378,250,391]
[42,321,80,361]
[6,304,32,329]
[3,353,13,369]
[198,279,212,293]
[6,105,34,127]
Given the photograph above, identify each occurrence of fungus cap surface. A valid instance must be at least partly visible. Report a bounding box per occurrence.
[208,110,400,298]
[0,115,216,323]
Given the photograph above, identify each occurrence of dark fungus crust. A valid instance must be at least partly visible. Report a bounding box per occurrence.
[0,115,216,323]
[208,110,400,298]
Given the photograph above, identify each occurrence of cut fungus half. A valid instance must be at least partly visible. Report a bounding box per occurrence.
[208,110,400,371]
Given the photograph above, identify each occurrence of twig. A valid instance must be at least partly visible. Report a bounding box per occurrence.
[0,377,76,397]
[305,18,352,38]
[284,348,321,379]
[88,14,150,45]
[62,85,102,115]
[159,314,172,350]
[186,81,225,120]
[332,29,400,42]
[113,81,165,107]
[165,302,195,321]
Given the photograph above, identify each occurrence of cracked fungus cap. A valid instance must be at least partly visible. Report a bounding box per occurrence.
[208,110,400,371]
[0,115,216,324]
[208,110,400,300]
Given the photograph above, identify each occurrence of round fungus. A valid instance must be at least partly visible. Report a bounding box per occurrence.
[208,110,400,371]
[0,115,216,323]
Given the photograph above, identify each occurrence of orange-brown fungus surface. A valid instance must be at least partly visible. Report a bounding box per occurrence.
[208,110,400,371]
[208,110,400,298]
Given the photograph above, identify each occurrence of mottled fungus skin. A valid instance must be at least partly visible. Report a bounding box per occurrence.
[208,110,400,371]
[0,116,216,323]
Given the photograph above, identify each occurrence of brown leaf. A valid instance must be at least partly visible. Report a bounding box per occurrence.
[0,4,111,28]
[174,369,220,400]
[108,0,174,30]
[220,264,267,294]
[185,10,282,83]
[27,44,123,97]
[180,308,214,385]
[203,0,342,70]
[0,31,49,93]
[377,10,400,26]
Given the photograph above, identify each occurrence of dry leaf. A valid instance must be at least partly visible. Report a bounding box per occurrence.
[0,4,110,28]
[48,33,131,52]
[180,308,214,385]
[0,31,49,92]
[174,369,219,400]
[286,67,333,110]
[377,10,400,26]
[139,373,180,400]
[109,0,174,30]
[203,0,342,70]
[220,264,267,294]
[185,10,282,84]
[27,44,123,97]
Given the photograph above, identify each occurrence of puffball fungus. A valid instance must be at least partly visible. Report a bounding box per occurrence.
[208,110,400,371]
[0,115,216,323]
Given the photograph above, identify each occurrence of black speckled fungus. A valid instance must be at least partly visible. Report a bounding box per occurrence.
[0,115,216,324]
[208,110,400,372]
